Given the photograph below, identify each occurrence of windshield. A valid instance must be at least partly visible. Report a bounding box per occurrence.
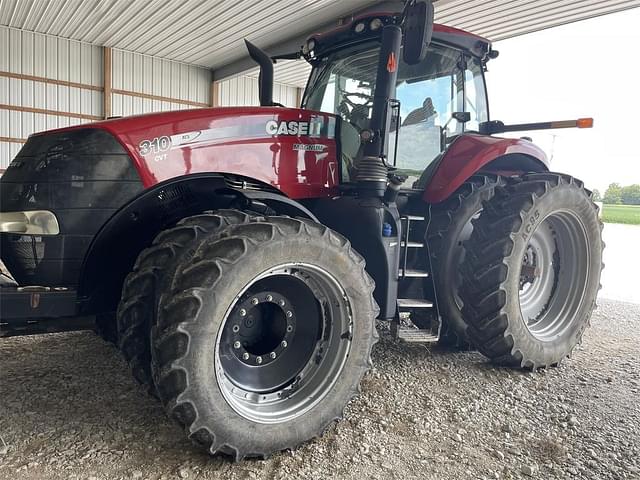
[303,41,489,178]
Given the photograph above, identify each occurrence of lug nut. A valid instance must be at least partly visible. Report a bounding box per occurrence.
[266,294,273,301]
[239,308,247,317]
[233,341,241,349]
[232,325,240,333]
[270,352,276,359]
[242,352,250,360]
[281,340,288,348]
[286,311,293,318]
[279,299,285,306]
[287,325,293,332]
[251,297,259,305]
[256,356,263,364]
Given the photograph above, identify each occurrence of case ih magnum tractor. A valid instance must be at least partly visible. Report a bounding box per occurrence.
[0,1,602,459]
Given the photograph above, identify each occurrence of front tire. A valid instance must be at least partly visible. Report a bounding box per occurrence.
[460,173,603,368]
[151,217,378,459]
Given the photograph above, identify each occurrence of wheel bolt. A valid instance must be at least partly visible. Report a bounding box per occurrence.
[232,325,240,333]
[286,311,293,318]
[279,299,285,306]
[281,340,288,348]
[251,298,259,305]
[233,341,241,349]
[242,352,249,360]
[239,308,247,317]
[270,352,276,359]
[287,325,293,333]
[256,356,263,364]
[266,294,273,301]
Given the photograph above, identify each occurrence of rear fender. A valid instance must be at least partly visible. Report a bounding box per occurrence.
[77,173,315,315]
[423,134,548,203]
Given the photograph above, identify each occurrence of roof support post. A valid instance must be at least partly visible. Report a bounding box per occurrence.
[103,47,112,119]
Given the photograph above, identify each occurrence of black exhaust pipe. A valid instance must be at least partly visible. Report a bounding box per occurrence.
[244,40,274,107]
[357,25,402,198]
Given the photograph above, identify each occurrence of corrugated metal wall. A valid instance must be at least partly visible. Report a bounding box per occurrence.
[0,24,302,171]
[110,49,211,116]
[217,75,299,107]
[0,26,214,171]
[0,25,102,168]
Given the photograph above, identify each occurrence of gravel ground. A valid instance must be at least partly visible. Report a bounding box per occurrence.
[0,298,638,480]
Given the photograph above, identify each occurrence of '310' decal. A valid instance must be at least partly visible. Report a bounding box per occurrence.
[139,136,171,156]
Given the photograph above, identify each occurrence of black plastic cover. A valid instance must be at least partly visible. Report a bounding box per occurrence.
[0,128,142,286]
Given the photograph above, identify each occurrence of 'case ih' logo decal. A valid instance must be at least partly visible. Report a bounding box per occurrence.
[266,120,323,136]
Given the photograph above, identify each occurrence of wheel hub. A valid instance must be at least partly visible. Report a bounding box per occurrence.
[218,271,326,396]
[228,292,296,367]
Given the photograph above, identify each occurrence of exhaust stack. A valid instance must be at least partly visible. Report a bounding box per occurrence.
[244,40,274,107]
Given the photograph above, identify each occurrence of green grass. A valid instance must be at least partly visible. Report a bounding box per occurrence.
[601,204,640,225]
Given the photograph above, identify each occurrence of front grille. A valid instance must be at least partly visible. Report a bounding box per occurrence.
[0,128,143,286]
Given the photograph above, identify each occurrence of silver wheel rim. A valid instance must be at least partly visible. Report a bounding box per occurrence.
[215,263,353,424]
[519,211,591,341]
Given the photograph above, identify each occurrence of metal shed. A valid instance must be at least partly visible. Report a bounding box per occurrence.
[1,0,639,169]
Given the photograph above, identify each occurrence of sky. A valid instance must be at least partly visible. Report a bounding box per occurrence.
[486,8,640,194]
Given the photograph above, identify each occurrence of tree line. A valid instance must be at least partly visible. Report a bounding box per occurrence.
[594,183,640,205]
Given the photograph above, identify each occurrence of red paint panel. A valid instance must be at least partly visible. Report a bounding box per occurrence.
[37,107,340,199]
[423,134,549,203]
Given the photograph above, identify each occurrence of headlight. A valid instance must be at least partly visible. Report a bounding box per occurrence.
[370,18,383,31]
[354,22,366,33]
[0,211,60,235]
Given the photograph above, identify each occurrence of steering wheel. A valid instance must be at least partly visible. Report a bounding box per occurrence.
[337,88,374,130]
[339,90,374,108]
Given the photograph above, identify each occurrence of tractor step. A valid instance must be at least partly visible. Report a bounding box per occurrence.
[397,298,433,308]
[400,241,424,248]
[394,210,440,344]
[395,326,439,343]
[399,268,430,278]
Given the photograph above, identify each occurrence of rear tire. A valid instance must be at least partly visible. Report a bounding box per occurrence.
[427,174,505,348]
[116,210,251,392]
[95,313,118,344]
[460,173,603,368]
[151,217,378,459]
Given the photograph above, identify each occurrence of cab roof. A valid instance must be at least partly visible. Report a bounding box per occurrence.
[306,12,492,60]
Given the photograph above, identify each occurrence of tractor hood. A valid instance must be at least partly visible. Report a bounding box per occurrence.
[34,107,341,198]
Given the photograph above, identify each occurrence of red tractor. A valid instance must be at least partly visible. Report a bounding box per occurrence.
[0,1,602,459]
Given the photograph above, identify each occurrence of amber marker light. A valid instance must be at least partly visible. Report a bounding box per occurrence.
[576,118,594,128]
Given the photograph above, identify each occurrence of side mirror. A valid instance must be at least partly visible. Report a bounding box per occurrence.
[402,0,434,65]
[452,112,471,123]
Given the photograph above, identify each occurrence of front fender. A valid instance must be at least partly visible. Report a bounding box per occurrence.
[77,173,315,315]
[424,134,548,203]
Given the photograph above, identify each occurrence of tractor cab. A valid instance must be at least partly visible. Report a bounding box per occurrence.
[300,13,494,187]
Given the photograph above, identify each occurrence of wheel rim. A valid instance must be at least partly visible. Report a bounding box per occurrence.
[215,263,353,424]
[519,211,591,341]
